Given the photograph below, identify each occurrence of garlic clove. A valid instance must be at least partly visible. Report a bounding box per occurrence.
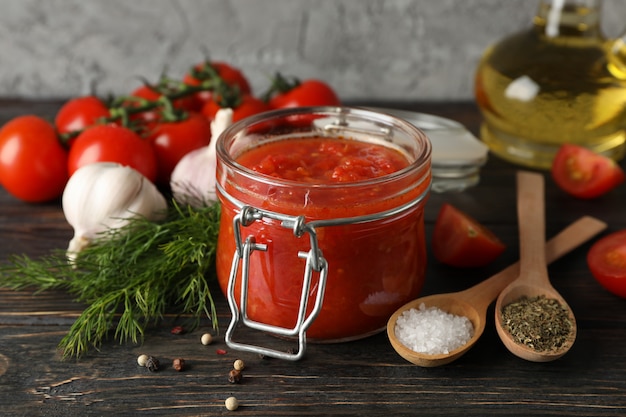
[63,162,167,262]
[170,147,215,208]
[170,108,233,208]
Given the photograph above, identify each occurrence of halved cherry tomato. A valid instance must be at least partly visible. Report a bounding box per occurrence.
[264,73,340,109]
[184,61,252,109]
[587,230,626,298]
[147,112,212,186]
[551,144,625,199]
[68,124,157,183]
[55,95,110,136]
[202,94,269,123]
[0,115,68,202]
[432,203,506,268]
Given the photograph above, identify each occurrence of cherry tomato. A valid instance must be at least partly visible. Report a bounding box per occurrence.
[0,115,68,202]
[147,112,212,186]
[432,203,506,268]
[131,84,198,113]
[202,94,269,123]
[587,230,626,298]
[68,124,157,182]
[184,61,252,108]
[551,144,625,199]
[55,95,110,136]
[265,74,341,109]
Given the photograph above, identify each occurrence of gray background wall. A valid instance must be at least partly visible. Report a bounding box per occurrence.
[2,0,624,102]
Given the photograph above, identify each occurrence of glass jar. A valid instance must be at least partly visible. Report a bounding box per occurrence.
[215,107,432,360]
[475,0,626,169]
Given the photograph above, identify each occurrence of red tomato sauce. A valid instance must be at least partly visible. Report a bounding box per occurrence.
[216,135,430,341]
[237,137,410,183]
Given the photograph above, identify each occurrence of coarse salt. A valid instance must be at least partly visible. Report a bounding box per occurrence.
[395,303,474,355]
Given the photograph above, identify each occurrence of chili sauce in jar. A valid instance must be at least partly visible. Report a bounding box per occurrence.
[215,107,431,353]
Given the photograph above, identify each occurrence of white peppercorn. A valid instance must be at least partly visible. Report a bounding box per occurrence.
[233,359,245,371]
[137,354,149,367]
[201,333,213,345]
[225,396,239,411]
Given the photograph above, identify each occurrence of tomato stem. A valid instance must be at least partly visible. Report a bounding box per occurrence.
[261,72,301,103]
[58,63,234,145]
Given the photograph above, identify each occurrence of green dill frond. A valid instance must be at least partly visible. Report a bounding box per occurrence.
[0,200,222,359]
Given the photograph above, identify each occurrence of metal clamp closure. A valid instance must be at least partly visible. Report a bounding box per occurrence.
[225,206,328,361]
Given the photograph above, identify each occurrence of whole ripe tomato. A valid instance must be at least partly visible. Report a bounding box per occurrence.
[131,84,198,113]
[0,115,68,203]
[55,95,110,136]
[202,94,269,123]
[147,111,212,186]
[587,230,626,298]
[183,61,252,108]
[551,144,625,199]
[432,203,506,268]
[265,73,341,109]
[68,124,157,183]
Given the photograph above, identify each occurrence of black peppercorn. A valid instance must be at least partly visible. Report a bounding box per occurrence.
[145,356,160,372]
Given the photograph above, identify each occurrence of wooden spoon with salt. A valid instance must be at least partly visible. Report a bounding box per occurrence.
[495,171,578,362]
[387,214,606,367]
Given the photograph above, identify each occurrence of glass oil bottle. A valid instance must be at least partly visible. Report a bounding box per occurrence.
[475,0,626,169]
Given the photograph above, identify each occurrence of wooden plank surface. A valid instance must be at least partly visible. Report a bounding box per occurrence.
[1,100,626,416]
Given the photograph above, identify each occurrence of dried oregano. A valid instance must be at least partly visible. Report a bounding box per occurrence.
[501,295,573,352]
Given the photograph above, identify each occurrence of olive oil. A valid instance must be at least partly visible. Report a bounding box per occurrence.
[475,1,626,169]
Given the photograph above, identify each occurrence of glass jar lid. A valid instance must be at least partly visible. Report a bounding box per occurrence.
[366,107,489,193]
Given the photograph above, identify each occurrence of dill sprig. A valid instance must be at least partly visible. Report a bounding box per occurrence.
[0,201,221,359]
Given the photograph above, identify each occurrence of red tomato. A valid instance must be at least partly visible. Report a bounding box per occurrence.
[55,95,110,136]
[432,203,506,268]
[587,230,626,298]
[131,84,198,113]
[68,124,157,182]
[551,144,625,199]
[147,112,212,185]
[202,94,269,123]
[266,74,341,109]
[184,61,251,107]
[0,115,68,202]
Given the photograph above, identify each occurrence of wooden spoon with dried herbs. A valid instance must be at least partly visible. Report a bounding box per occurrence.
[0,201,221,359]
[495,171,578,362]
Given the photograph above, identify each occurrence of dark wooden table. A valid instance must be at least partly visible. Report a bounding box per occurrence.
[1,100,626,416]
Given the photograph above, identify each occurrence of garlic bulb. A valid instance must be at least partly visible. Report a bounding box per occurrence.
[62,162,167,262]
[170,108,233,207]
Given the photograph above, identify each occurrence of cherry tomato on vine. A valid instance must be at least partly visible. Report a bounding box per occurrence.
[202,94,269,123]
[0,115,68,203]
[184,61,252,108]
[432,203,506,268]
[587,230,626,298]
[68,124,157,182]
[551,144,625,199]
[55,95,110,137]
[264,73,341,109]
[147,112,212,186]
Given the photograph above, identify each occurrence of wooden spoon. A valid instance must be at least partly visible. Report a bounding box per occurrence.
[495,171,577,362]
[387,215,606,367]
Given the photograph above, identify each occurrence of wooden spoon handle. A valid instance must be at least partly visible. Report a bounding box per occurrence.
[516,171,547,282]
[462,216,607,312]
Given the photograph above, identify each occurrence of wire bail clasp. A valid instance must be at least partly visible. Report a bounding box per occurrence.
[224,205,328,361]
